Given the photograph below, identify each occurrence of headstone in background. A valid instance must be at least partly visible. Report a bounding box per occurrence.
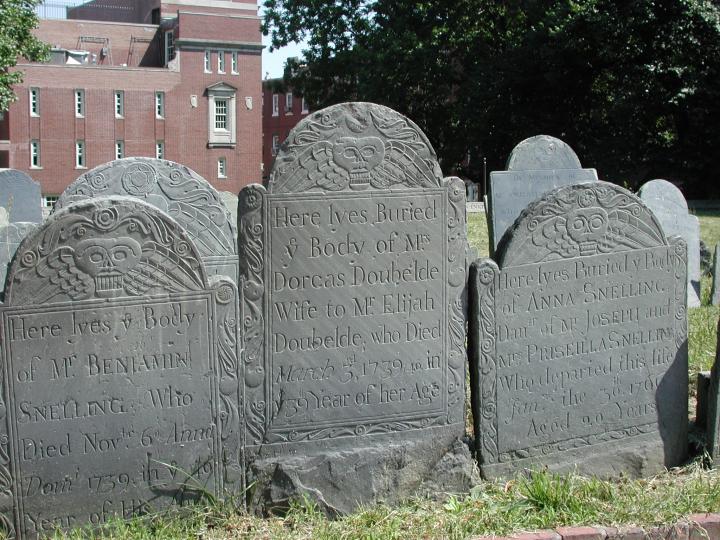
[0,170,42,224]
[0,223,39,300]
[239,102,475,515]
[0,208,9,228]
[639,179,701,307]
[470,182,688,479]
[488,136,598,254]
[0,197,242,536]
[712,244,720,306]
[55,158,238,282]
[705,318,720,463]
[220,191,238,229]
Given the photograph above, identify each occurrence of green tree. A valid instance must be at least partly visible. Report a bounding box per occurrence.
[0,0,49,113]
[263,0,720,197]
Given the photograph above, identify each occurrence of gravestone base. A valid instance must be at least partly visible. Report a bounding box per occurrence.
[480,433,677,481]
[248,428,477,516]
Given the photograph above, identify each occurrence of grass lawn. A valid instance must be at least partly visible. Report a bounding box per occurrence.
[39,212,720,539]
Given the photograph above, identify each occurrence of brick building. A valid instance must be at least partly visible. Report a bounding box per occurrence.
[261,77,310,179]
[0,0,263,208]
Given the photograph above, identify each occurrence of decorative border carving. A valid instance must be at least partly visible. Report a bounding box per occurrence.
[469,258,499,465]
[238,185,267,445]
[269,103,443,193]
[670,236,689,360]
[210,277,244,494]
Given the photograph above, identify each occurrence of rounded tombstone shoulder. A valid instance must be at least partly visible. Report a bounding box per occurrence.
[506,135,582,171]
[638,179,690,213]
[5,196,208,306]
[54,158,236,258]
[268,102,443,193]
[496,181,668,267]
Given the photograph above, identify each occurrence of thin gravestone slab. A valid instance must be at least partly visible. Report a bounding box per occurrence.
[220,191,238,229]
[639,179,701,307]
[0,170,42,224]
[705,317,720,463]
[239,102,475,515]
[0,222,38,301]
[489,135,598,254]
[712,244,720,306]
[0,197,242,537]
[470,182,688,479]
[55,158,238,283]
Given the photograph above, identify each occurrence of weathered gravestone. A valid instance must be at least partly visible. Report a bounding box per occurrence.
[0,170,42,225]
[239,102,475,515]
[470,182,688,479]
[55,158,238,283]
[0,197,242,537]
[639,179,701,307]
[220,191,239,230]
[0,223,39,300]
[704,319,720,463]
[711,244,720,306]
[488,135,598,254]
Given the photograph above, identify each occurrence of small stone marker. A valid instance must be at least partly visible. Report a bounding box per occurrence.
[219,191,238,229]
[0,197,242,536]
[0,223,38,300]
[239,102,474,514]
[488,136,598,254]
[0,170,42,224]
[706,318,720,463]
[470,182,688,479]
[639,179,701,307]
[55,158,238,282]
[711,244,720,306]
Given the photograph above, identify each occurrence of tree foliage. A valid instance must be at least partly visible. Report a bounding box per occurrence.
[0,0,49,113]
[263,0,720,197]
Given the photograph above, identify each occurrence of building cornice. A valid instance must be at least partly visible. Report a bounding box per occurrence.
[176,38,263,53]
[163,0,257,11]
[177,10,261,20]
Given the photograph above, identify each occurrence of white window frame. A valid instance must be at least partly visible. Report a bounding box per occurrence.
[302,97,309,114]
[204,50,211,73]
[271,135,280,156]
[42,195,58,209]
[155,91,165,119]
[114,90,124,118]
[164,30,174,65]
[231,52,238,74]
[75,89,85,117]
[218,50,225,73]
[218,157,227,178]
[30,140,40,168]
[75,140,85,168]
[207,83,237,147]
[156,140,164,159]
[215,98,228,130]
[285,92,293,113]
[29,88,39,116]
[115,140,124,160]
[272,94,279,116]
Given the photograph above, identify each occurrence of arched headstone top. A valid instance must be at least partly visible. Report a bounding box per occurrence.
[5,197,207,306]
[0,169,42,224]
[269,102,443,193]
[55,158,237,258]
[497,182,670,267]
[638,179,690,213]
[506,135,582,171]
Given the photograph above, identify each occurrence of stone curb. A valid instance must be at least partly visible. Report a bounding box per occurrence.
[471,513,720,539]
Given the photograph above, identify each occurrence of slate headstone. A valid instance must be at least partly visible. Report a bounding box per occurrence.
[0,223,39,300]
[239,102,475,514]
[705,319,720,463]
[219,191,238,229]
[0,208,9,228]
[55,158,238,283]
[489,136,598,254]
[470,182,688,479]
[0,170,42,224]
[639,179,701,307]
[0,197,242,537]
[712,244,720,306]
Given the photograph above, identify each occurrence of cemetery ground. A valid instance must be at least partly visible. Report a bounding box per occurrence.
[20,212,720,540]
